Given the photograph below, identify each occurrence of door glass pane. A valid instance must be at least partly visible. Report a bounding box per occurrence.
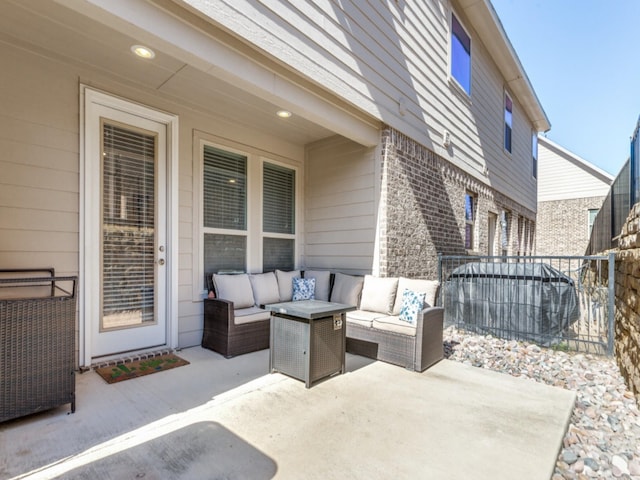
[102,123,156,330]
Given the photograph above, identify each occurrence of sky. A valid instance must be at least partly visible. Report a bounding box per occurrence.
[490,0,640,176]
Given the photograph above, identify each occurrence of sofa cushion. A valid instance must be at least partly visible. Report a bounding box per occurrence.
[303,270,331,301]
[249,272,280,306]
[233,306,271,325]
[372,315,417,336]
[275,269,301,301]
[347,309,390,328]
[330,273,364,307]
[398,289,426,325]
[392,278,439,315]
[292,277,315,301]
[213,274,255,309]
[360,275,399,314]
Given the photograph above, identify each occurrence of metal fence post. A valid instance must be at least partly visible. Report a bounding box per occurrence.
[607,251,616,356]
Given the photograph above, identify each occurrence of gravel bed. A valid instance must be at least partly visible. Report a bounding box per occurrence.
[444,326,640,479]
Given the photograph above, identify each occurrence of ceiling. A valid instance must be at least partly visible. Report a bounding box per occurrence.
[0,0,336,146]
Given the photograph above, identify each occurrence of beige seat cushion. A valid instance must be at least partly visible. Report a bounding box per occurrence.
[330,273,364,307]
[392,278,439,315]
[249,272,280,306]
[275,270,301,302]
[360,275,399,314]
[233,306,271,325]
[213,274,255,309]
[372,315,417,336]
[303,270,331,301]
[347,309,390,328]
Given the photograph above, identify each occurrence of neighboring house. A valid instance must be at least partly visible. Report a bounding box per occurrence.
[536,136,613,256]
[0,0,549,367]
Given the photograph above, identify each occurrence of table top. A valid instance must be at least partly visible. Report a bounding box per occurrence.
[264,299,356,319]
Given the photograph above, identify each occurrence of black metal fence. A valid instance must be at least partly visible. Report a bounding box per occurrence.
[438,254,615,355]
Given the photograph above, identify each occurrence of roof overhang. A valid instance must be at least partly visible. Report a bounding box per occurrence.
[458,0,551,132]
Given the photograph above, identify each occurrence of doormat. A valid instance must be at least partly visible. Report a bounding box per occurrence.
[95,354,190,384]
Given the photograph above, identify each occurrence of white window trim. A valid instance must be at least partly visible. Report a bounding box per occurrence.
[449,9,473,97]
[192,132,301,301]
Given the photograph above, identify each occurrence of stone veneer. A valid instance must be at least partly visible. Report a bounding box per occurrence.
[537,196,607,256]
[615,202,640,400]
[378,126,536,279]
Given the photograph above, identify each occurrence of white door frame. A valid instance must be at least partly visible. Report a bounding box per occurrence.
[79,86,179,367]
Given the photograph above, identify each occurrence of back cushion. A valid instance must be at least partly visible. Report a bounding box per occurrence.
[303,270,331,301]
[359,275,399,314]
[392,278,439,315]
[213,274,255,309]
[330,273,364,307]
[249,272,281,306]
[275,270,301,301]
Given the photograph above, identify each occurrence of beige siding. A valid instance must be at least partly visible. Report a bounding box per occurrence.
[305,137,378,274]
[191,0,538,210]
[0,42,306,350]
[538,138,613,202]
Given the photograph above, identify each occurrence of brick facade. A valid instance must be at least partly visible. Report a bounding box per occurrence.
[378,127,536,278]
[537,196,606,256]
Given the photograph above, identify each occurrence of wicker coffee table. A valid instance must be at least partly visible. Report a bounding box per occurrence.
[266,300,355,388]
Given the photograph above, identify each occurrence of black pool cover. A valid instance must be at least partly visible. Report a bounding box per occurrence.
[443,262,581,345]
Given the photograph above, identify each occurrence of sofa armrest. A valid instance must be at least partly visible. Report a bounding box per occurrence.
[414,306,444,372]
[202,298,235,350]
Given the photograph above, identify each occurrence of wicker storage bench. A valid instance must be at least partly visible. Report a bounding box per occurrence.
[0,269,77,422]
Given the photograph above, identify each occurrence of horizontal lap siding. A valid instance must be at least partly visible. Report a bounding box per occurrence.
[305,137,377,274]
[204,0,537,210]
[0,47,80,275]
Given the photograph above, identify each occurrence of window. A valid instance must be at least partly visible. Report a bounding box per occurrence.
[532,132,538,178]
[588,209,599,235]
[263,162,296,272]
[464,192,476,250]
[199,142,298,289]
[500,210,510,256]
[202,145,248,274]
[504,92,513,153]
[451,13,471,95]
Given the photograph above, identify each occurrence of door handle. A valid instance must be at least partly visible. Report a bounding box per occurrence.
[158,259,165,266]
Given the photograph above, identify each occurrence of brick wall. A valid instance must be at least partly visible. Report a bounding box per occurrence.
[537,196,606,256]
[379,127,536,278]
[615,203,640,400]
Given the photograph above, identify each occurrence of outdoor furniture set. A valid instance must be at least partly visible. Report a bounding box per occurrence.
[202,270,444,385]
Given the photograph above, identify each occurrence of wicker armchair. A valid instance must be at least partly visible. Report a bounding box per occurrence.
[202,298,270,358]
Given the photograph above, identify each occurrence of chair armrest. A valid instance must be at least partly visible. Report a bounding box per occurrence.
[415,306,444,371]
[204,298,235,333]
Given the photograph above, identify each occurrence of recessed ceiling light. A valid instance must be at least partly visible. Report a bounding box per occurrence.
[277,110,292,118]
[131,45,155,59]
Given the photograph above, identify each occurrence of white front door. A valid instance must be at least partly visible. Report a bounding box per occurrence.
[84,90,170,359]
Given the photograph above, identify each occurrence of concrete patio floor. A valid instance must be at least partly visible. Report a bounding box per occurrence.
[1,347,575,480]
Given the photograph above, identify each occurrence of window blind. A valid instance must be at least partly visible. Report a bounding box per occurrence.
[102,124,156,325]
[203,145,247,230]
[263,162,295,234]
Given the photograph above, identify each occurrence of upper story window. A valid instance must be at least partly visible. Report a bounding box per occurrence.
[532,132,538,178]
[451,13,471,95]
[588,209,599,235]
[464,192,476,250]
[504,92,513,153]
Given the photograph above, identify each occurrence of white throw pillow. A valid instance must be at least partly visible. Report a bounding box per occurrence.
[303,270,331,301]
[330,273,364,307]
[359,275,399,314]
[392,278,439,315]
[213,274,255,309]
[249,272,280,306]
[275,270,301,301]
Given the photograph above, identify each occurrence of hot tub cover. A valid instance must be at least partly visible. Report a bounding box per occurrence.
[443,262,580,345]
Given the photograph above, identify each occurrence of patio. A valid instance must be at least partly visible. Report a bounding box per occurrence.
[0,347,575,480]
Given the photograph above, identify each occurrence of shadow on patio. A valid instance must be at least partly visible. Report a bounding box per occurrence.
[1,347,575,480]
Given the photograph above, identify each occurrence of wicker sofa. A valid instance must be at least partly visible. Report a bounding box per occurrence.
[203,270,444,372]
[338,274,444,372]
[202,269,331,357]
